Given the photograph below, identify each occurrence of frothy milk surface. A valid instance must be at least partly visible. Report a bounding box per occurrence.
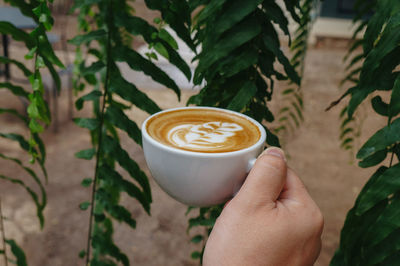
[146,109,261,153]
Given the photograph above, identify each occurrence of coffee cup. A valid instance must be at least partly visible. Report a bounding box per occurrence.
[141,106,266,207]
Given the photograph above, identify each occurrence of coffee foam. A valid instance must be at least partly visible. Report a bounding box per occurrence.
[146,109,261,153]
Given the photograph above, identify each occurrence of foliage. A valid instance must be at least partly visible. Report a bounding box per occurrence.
[326,0,378,156]
[274,0,317,139]
[3,1,399,265]
[71,0,191,264]
[180,0,312,260]
[0,0,62,264]
[330,0,400,265]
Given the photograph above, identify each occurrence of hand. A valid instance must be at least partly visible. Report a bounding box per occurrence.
[203,147,324,266]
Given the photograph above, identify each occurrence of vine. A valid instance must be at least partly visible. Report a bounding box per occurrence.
[330,0,400,264]
[0,0,62,263]
[326,0,377,157]
[274,0,317,140]
[71,0,191,264]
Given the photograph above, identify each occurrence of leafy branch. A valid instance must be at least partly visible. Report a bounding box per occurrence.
[274,0,317,140]
[0,0,63,264]
[71,0,192,264]
[331,0,400,265]
[325,0,378,156]
[176,0,311,261]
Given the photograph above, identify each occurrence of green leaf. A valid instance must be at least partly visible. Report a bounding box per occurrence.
[191,235,203,243]
[357,117,400,160]
[69,29,107,45]
[371,95,389,117]
[81,178,93,187]
[90,217,130,265]
[191,251,201,259]
[331,167,388,265]
[211,0,263,39]
[102,136,152,205]
[362,0,397,54]
[0,21,34,47]
[0,133,30,151]
[265,126,280,147]
[146,0,195,52]
[153,42,169,59]
[332,197,388,265]
[195,16,262,82]
[43,56,62,91]
[389,75,400,118]
[95,187,137,228]
[263,35,300,85]
[79,201,91,210]
[75,148,96,160]
[5,239,27,266]
[80,61,105,76]
[75,90,102,110]
[113,46,181,100]
[363,194,400,249]
[25,46,37,60]
[108,71,161,115]
[195,0,228,25]
[0,172,45,229]
[158,28,178,49]
[78,249,86,258]
[348,12,400,116]
[0,108,28,123]
[29,119,44,133]
[35,56,45,68]
[73,118,100,130]
[263,1,290,39]
[0,82,29,98]
[105,105,142,146]
[36,27,64,68]
[282,0,300,23]
[116,15,192,80]
[213,48,258,79]
[188,216,216,230]
[356,163,400,215]
[375,249,400,265]
[0,56,32,77]
[33,3,53,31]
[358,149,388,168]
[345,53,364,72]
[227,81,257,112]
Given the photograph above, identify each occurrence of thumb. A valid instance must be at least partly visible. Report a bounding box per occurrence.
[234,147,287,207]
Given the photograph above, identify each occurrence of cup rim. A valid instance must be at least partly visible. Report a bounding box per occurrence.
[141,106,267,157]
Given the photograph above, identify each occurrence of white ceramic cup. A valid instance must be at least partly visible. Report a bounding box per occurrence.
[141,106,266,207]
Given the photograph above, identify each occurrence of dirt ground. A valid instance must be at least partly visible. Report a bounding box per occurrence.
[0,2,390,266]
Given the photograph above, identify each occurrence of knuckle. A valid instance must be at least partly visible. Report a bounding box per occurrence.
[310,207,324,235]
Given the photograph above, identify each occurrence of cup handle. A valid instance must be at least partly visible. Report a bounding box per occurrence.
[233,157,258,197]
[246,158,257,173]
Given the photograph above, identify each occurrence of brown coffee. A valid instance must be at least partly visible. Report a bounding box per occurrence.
[146,108,261,153]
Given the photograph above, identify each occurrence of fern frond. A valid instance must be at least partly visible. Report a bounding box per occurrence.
[336,0,377,155]
[274,0,317,141]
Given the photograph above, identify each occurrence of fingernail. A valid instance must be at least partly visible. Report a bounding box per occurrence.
[261,147,286,161]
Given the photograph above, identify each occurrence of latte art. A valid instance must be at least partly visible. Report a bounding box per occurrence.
[146,108,261,153]
[168,122,243,151]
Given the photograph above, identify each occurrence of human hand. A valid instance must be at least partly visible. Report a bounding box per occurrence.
[203,147,324,266]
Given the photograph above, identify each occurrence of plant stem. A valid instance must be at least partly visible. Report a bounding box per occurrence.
[0,197,8,266]
[85,3,113,265]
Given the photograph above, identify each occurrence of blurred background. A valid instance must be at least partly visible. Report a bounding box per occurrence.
[0,0,385,265]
